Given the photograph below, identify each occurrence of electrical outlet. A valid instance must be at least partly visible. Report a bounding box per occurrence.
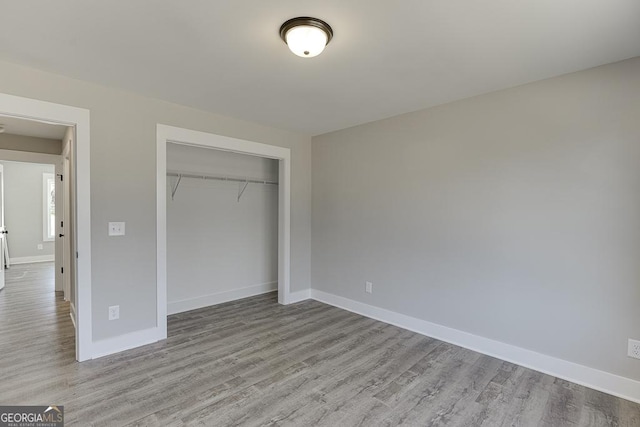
[37,244,43,250]
[628,339,640,359]
[365,281,373,294]
[108,305,120,320]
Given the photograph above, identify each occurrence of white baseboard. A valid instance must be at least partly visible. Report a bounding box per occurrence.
[92,327,163,359]
[285,289,311,304]
[69,302,76,329]
[168,282,277,315]
[310,289,640,404]
[10,255,54,265]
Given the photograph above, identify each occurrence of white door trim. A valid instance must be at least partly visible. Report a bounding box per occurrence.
[156,124,292,339]
[62,149,71,303]
[0,93,92,362]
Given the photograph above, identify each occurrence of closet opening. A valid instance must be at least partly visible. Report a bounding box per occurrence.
[166,142,279,315]
[156,125,292,340]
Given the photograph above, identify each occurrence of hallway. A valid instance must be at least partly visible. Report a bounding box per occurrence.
[0,262,75,402]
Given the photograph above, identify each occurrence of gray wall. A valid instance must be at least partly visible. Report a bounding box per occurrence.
[1,161,55,259]
[167,143,278,310]
[312,57,640,381]
[0,59,311,342]
[0,133,62,155]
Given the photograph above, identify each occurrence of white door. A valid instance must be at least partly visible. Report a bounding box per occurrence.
[62,156,70,300]
[0,164,6,291]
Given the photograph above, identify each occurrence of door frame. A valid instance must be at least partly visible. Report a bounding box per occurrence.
[61,146,71,302]
[0,94,91,362]
[156,124,291,339]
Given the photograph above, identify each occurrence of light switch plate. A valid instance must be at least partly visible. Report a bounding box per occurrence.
[108,222,125,236]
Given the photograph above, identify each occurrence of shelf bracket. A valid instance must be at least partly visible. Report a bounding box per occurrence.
[171,174,182,201]
[237,180,249,202]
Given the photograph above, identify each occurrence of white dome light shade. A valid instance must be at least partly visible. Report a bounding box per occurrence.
[285,25,328,57]
[280,17,333,58]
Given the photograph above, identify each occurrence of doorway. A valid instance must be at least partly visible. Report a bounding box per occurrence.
[0,93,91,361]
[0,122,74,367]
[156,124,292,340]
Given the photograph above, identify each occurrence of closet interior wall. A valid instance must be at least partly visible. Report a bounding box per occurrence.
[166,142,279,314]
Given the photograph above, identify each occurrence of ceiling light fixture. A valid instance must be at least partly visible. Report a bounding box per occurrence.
[279,17,333,58]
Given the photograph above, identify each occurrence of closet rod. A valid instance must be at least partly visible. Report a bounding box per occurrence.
[167,172,278,186]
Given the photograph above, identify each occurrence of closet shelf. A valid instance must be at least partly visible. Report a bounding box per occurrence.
[167,171,278,201]
[167,171,278,186]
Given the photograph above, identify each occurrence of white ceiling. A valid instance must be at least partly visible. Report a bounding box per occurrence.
[0,115,68,140]
[0,1,638,136]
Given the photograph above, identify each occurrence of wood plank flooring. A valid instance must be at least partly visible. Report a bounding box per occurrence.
[1,263,639,426]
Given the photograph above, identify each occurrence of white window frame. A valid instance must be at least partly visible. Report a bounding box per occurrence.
[43,172,55,242]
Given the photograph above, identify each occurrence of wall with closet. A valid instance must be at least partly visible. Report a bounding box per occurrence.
[166,142,279,314]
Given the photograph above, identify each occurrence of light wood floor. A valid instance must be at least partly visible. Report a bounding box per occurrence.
[0,263,639,426]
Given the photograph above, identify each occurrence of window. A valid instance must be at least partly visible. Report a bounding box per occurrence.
[43,173,55,242]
